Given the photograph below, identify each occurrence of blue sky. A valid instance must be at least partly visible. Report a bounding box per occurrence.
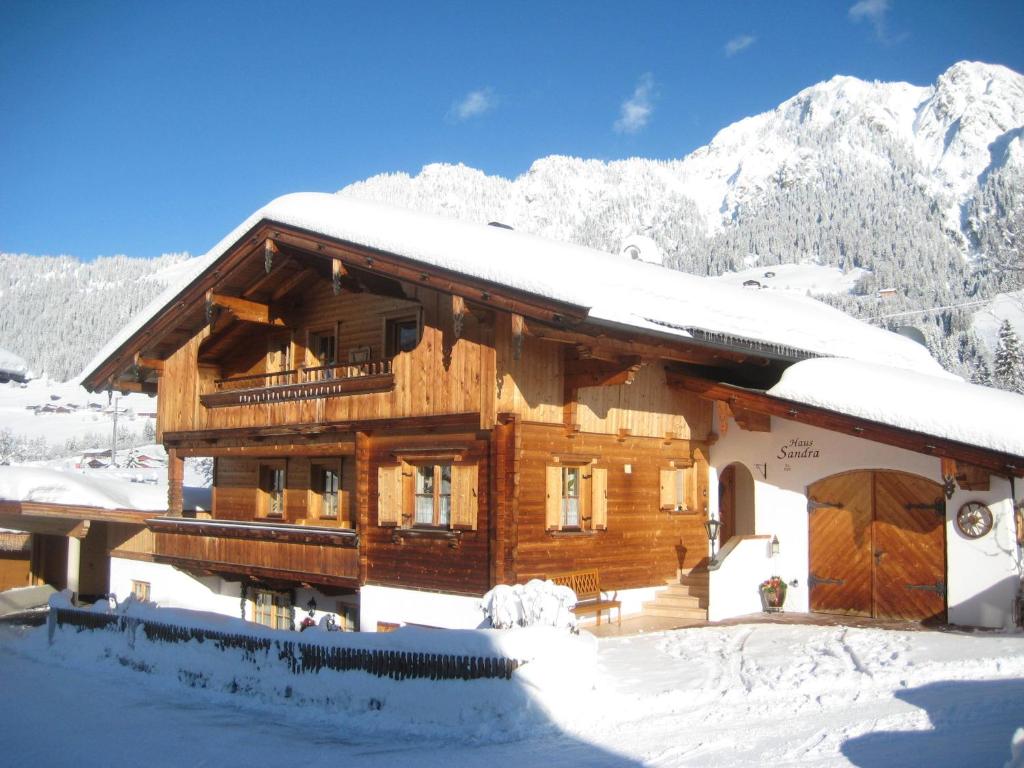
[2,0,1023,260]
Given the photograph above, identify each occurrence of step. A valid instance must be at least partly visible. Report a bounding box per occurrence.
[642,605,709,620]
[661,585,708,602]
[646,593,705,609]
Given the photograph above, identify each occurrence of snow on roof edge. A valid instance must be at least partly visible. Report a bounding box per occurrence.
[81,192,948,389]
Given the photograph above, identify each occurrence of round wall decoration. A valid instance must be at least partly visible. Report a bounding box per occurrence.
[956,501,993,539]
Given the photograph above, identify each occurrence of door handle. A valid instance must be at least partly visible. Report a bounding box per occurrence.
[874,550,885,565]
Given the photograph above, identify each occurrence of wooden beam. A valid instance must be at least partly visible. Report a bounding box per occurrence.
[332,257,347,295]
[133,354,164,373]
[452,294,467,339]
[116,381,158,395]
[524,320,764,369]
[564,356,643,389]
[264,238,278,273]
[667,371,1024,477]
[511,313,525,361]
[167,448,184,517]
[206,291,273,324]
[732,406,771,432]
[271,265,318,302]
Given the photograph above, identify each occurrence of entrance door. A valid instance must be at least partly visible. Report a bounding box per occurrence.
[718,465,736,544]
[808,470,946,622]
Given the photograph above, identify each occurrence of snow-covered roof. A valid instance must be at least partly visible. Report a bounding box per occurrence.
[0,348,30,377]
[768,358,1024,458]
[0,466,167,512]
[83,192,947,383]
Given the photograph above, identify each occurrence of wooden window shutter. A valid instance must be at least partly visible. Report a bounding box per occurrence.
[660,468,677,510]
[377,465,402,526]
[451,463,478,530]
[545,465,562,530]
[591,467,608,530]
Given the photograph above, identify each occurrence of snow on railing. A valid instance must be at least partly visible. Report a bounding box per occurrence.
[49,604,522,682]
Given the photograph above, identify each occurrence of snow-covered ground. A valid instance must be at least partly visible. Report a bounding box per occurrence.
[711,262,868,296]
[0,378,155,451]
[2,617,1022,767]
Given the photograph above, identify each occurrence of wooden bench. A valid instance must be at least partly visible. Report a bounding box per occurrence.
[549,569,622,626]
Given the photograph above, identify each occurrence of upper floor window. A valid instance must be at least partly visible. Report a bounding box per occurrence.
[259,462,286,517]
[310,459,343,521]
[414,463,452,527]
[385,315,420,357]
[310,329,337,367]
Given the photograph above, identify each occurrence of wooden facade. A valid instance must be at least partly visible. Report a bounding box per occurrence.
[80,220,733,617]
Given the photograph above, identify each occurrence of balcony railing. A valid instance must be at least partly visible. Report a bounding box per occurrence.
[200,359,394,408]
[149,517,360,588]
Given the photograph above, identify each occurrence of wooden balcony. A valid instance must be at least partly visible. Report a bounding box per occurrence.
[200,360,394,408]
[149,517,360,588]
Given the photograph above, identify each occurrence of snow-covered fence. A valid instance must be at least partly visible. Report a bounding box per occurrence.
[49,606,522,681]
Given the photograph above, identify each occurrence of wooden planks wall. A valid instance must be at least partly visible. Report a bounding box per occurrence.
[214,453,355,527]
[364,431,492,596]
[512,422,712,590]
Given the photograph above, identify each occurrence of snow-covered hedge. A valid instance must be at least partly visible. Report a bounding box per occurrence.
[480,579,578,631]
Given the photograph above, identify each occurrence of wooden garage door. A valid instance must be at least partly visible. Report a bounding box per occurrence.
[807,472,873,616]
[808,470,946,622]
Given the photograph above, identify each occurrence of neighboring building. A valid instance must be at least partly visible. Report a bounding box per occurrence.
[79,193,1024,631]
[0,348,30,385]
[0,531,31,591]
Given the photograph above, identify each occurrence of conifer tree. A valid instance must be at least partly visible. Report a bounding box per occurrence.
[993,320,1024,394]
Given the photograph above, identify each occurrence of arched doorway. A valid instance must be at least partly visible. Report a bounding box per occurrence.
[807,470,946,622]
[718,463,756,544]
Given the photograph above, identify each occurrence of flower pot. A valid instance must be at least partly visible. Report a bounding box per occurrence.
[759,580,787,612]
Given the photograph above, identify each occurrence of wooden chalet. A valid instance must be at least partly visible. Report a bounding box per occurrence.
[80,194,1024,631]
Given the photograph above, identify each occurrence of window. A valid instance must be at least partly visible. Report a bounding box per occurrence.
[253,589,292,630]
[660,461,699,513]
[414,464,452,526]
[385,315,420,357]
[336,601,358,632]
[310,459,343,521]
[308,328,337,378]
[131,580,151,601]
[561,466,581,527]
[545,463,607,531]
[377,460,478,530]
[259,462,286,517]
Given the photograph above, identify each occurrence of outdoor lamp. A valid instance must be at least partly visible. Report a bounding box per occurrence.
[704,517,722,562]
[306,597,317,617]
[771,535,780,556]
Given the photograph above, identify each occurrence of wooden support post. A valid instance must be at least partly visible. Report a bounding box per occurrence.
[167,448,184,516]
[355,432,370,587]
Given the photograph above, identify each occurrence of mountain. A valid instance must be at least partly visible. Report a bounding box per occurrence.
[340,61,1024,380]
[1,61,1021,385]
[0,252,191,381]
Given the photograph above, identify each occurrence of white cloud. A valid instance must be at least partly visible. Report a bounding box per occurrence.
[725,34,756,57]
[448,88,496,122]
[849,0,891,38]
[614,73,655,134]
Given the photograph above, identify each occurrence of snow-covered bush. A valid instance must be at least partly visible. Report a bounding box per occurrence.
[480,579,578,632]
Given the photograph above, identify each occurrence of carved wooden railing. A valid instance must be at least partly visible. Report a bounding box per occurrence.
[201,359,394,408]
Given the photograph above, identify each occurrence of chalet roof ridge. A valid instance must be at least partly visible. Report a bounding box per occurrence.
[81,191,947,390]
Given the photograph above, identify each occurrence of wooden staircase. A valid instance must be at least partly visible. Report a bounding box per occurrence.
[642,569,709,622]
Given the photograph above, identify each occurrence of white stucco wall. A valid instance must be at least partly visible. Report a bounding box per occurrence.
[109,558,242,619]
[359,584,487,631]
[709,406,1022,628]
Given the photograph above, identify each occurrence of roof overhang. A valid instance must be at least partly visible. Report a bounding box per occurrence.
[668,371,1024,478]
[0,500,153,537]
